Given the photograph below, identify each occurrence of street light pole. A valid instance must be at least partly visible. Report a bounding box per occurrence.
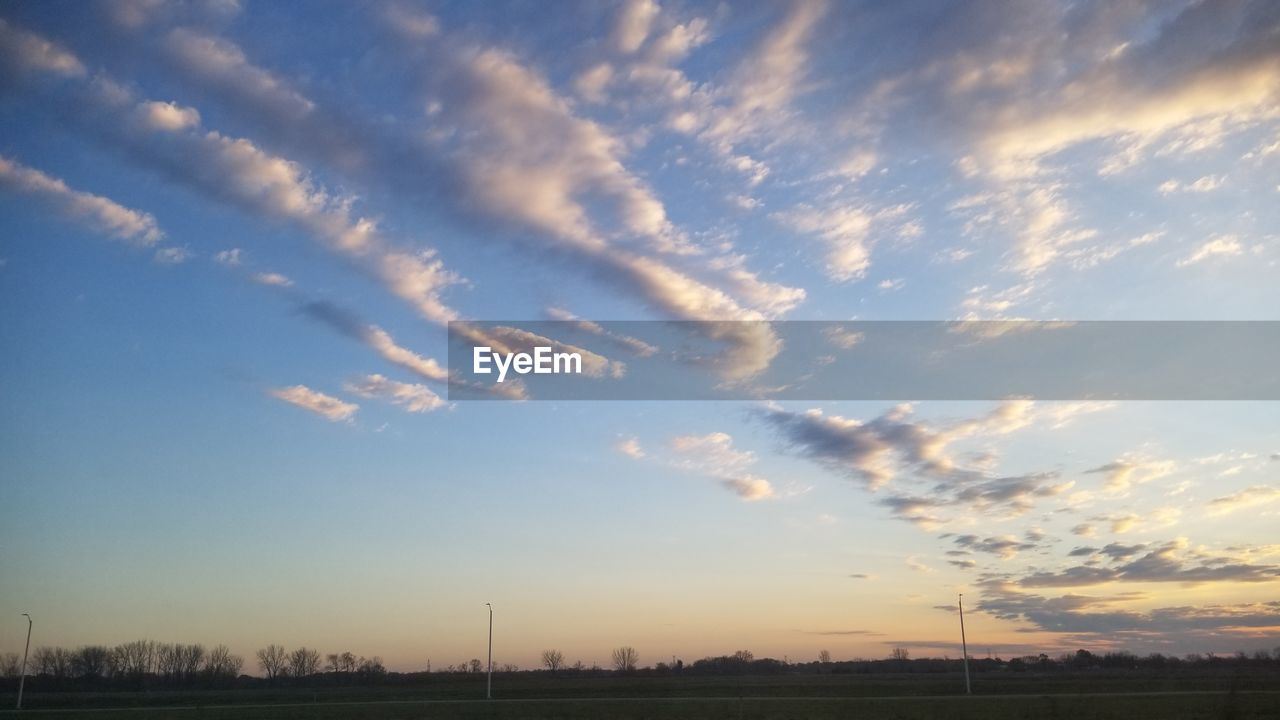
[17,613,32,711]
[958,594,971,695]
[485,603,493,700]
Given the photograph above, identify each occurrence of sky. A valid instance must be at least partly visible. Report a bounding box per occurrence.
[1,0,1278,672]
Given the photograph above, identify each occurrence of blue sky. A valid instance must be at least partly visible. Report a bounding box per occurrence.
[1,0,1279,670]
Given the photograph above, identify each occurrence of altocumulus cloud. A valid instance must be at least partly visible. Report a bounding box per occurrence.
[1018,539,1280,588]
[978,580,1280,639]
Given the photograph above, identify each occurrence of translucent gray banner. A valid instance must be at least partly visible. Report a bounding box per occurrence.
[445,321,1280,401]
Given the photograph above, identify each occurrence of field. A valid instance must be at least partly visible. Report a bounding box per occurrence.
[3,670,1278,719]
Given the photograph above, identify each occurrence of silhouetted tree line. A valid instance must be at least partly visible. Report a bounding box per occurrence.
[0,641,387,692]
[703,647,1280,677]
[4,643,1277,693]
[0,641,242,691]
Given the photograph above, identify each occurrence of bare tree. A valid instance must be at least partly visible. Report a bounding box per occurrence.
[177,644,206,682]
[357,656,387,678]
[468,658,483,674]
[289,647,321,678]
[890,647,910,661]
[32,647,55,678]
[256,645,289,680]
[541,649,564,673]
[204,645,243,680]
[34,647,72,681]
[72,646,110,679]
[325,653,341,674]
[0,653,19,679]
[611,646,638,672]
[113,640,156,679]
[818,649,831,664]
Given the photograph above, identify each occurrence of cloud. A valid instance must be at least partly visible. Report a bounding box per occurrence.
[0,29,467,326]
[720,475,776,501]
[544,308,659,358]
[163,18,773,331]
[613,0,660,54]
[759,401,1039,490]
[213,248,243,266]
[1208,486,1280,517]
[136,100,201,131]
[298,301,449,384]
[770,204,911,282]
[979,581,1280,637]
[574,62,614,103]
[1177,235,1244,267]
[615,436,645,459]
[695,0,828,158]
[252,271,293,286]
[1019,539,1280,588]
[670,431,776,501]
[163,28,315,126]
[0,18,85,77]
[269,385,358,422]
[842,0,1280,279]
[822,326,864,350]
[905,556,934,573]
[344,374,446,413]
[380,3,440,40]
[0,155,163,245]
[17,17,799,381]
[1086,508,1182,535]
[393,32,800,374]
[153,246,191,264]
[1084,458,1176,493]
[772,206,872,281]
[1159,175,1225,194]
[949,533,1038,560]
[760,401,1087,532]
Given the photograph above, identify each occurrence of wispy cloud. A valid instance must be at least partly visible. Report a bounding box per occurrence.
[1177,235,1244,267]
[269,385,358,422]
[1208,486,1280,517]
[344,374,446,413]
[0,155,163,245]
[671,431,776,501]
[252,271,294,287]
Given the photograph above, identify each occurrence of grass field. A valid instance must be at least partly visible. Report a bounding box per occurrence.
[3,671,1277,719]
[2,692,1279,720]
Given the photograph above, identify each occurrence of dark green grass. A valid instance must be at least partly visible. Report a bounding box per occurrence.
[3,692,1280,720]
[3,670,1277,719]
